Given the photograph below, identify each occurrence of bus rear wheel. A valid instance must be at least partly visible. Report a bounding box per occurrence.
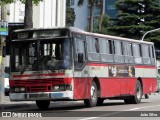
[36,100,50,110]
[145,94,149,99]
[131,80,142,104]
[84,81,98,107]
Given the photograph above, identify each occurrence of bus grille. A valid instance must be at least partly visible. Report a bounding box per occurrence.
[11,78,64,92]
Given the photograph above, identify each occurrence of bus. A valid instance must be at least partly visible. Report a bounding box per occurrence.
[9,27,157,109]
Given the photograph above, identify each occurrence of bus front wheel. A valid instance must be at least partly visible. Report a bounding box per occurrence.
[84,81,98,107]
[131,80,142,104]
[36,100,50,110]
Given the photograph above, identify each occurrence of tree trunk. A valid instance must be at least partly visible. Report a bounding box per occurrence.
[99,0,104,32]
[89,0,94,32]
[24,0,33,28]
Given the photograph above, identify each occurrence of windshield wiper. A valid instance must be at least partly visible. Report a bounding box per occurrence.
[20,65,28,74]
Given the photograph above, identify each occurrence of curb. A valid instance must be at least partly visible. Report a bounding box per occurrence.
[0,103,35,111]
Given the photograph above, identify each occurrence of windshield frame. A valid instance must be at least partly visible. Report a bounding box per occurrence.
[10,37,73,72]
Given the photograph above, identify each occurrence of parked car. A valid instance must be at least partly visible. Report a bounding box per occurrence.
[156,76,160,92]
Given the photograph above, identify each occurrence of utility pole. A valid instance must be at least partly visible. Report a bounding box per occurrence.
[0,5,7,102]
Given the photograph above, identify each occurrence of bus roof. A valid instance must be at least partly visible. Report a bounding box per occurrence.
[13,27,154,45]
[69,27,154,45]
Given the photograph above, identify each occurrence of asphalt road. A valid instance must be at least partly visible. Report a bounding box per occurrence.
[1,93,160,120]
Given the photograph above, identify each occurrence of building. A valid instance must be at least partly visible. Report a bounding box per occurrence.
[70,0,117,30]
[70,0,88,30]
[33,0,66,28]
[4,0,66,27]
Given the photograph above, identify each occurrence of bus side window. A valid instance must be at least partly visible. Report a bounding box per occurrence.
[132,43,142,64]
[142,44,151,65]
[86,36,100,61]
[74,34,86,68]
[126,42,134,63]
[150,45,156,65]
[113,40,124,63]
[99,38,113,62]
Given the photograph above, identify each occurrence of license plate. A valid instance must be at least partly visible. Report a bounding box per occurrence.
[51,93,63,98]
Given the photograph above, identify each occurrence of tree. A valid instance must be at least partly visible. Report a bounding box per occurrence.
[98,0,104,32]
[66,0,76,26]
[111,0,160,43]
[93,15,111,34]
[0,0,42,28]
[78,0,97,32]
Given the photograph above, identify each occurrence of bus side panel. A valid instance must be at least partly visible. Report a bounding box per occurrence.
[99,78,137,97]
[99,78,121,97]
[73,78,92,100]
[142,78,157,94]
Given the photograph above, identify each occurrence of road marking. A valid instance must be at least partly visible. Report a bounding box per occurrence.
[79,111,123,120]
[79,105,160,120]
[125,105,160,111]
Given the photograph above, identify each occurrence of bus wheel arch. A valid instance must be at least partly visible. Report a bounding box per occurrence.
[84,77,100,107]
[137,77,143,94]
[131,78,143,104]
[93,77,101,97]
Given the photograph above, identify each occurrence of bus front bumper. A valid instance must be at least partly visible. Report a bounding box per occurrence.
[9,91,73,101]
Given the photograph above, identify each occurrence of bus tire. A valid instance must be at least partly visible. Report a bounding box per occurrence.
[131,80,142,104]
[145,94,149,99]
[97,98,104,106]
[84,81,98,107]
[36,100,50,110]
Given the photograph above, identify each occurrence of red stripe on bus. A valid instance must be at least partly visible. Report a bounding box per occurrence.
[135,66,156,69]
[87,63,108,66]
[13,73,65,78]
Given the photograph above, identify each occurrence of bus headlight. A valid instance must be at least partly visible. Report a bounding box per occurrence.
[15,88,20,92]
[20,87,25,92]
[53,86,59,91]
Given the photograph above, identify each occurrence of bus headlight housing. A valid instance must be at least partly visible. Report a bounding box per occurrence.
[52,85,71,91]
[14,87,25,92]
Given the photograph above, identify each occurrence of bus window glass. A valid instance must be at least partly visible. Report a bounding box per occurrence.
[99,38,113,62]
[150,46,156,65]
[74,35,86,68]
[114,40,124,63]
[133,43,142,64]
[114,41,122,55]
[99,38,108,54]
[142,45,149,57]
[142,45,151,65]
[133,43,140,57]
[86,36,100,61]
[129,43,133,56]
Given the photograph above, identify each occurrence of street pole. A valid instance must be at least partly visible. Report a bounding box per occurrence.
[141,28,160,41]
[0,36,5,102]
[0,5,6,102]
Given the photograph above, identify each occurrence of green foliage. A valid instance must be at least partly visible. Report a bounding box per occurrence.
[111,0,160,43]
[92,15,111,34]
[66,7,76,27]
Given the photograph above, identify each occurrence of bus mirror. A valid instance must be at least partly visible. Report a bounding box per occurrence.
[78,53,84,63]
[5,67,10,74]
[2,46,6,57]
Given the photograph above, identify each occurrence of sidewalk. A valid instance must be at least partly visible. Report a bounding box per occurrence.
[0,96,35,111]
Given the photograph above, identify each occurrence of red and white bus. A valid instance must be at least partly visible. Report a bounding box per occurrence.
[9,27,157,109]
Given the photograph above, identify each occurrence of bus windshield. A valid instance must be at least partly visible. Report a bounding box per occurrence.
[11,38,72,72]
